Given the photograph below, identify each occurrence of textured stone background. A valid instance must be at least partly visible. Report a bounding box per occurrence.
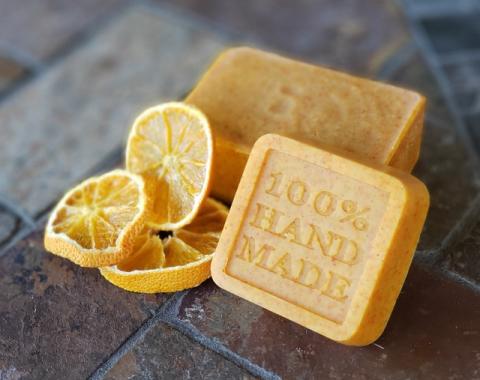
[0,0,479,379]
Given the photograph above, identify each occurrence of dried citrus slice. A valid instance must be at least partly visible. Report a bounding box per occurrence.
[173,198,228,254]
[44,170,150,267]
[126,102,214,230]
[116,229,165,271]
[99,198,228,293]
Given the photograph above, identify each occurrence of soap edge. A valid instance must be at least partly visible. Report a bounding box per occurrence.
[340,175,430,345]
[211,134,431,346]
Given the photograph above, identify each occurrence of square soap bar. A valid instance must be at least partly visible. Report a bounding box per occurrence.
[212,134,429,346]
[186,47,426,202]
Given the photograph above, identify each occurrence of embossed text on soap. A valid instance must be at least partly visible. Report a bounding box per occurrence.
[226,150,389,324]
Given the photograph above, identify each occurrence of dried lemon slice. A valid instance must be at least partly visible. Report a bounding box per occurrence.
[126,102,213,230]
[99,198,228,293]
[44,170,150,267]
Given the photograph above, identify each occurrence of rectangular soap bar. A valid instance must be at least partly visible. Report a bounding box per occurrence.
[186,47,426,202]
[212,134,429,346]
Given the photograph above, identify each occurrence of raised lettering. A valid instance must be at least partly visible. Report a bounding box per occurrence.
[293,258,322,288]
[305,224,334,256]
[277,217,303,244]
[287,180,309,206]
[313,191,336,216]
[269,252,293,278]
[306,225,358,264]
[265,172,284,198]
[322,271,351,302]
[335,239,359,265]
[250,203,284,233]
[236,235,274,269]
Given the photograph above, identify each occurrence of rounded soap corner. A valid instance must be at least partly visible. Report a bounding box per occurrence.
[412,91,427,113]
[336,324,386,347]
[217,46,257,63]
[402,174,430,209]
[210,254,228,288]
[253,133,280,150]
[385,170,428,202]
[414,177,430,206]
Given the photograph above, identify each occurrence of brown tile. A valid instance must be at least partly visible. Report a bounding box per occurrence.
[443,59,480,116]
[445,219,480,284]
[0,228,169,379]
[389,53,480,251]
[421,13,480,56]
[104,323,254,380]
[414,120,479,250]
[157,0,409,75]
[466,113,480,153]
[0,0,124,62]
[390,53,452,123]
[0,56,26,94]
[176,266,480,379]
[0,6,225,216]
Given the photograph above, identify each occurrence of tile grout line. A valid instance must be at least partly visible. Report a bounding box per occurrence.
[0,1,133,105]
[158,291,281,380]
[0,43,42,101]
[412,193,480,274]
[0,194,36,228]
[88,290,281,380]
[435,267,480,293]
[0,71,35,103]
[401,1,480,173]
[0,42,44,73]
[434,193,480,262]
[411,253,480,295]
[375,42,417,80]
[87,293,181,380]
[370,28,479,266]
[0,215,22,247]
[0,225,36,258]
[0,193,37,257]
[440,49,480,65]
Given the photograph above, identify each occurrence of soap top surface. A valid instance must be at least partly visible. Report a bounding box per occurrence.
[212,134,429,345]
[187,47,425,164]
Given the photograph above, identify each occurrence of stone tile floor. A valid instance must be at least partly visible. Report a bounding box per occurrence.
[0,0,479,379]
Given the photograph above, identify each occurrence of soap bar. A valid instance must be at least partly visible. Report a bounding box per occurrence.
[186,47,426,202]
[212,134,429,346]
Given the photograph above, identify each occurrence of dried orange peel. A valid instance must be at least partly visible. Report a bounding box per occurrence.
[99,198,228,293]
[44,170,150,267]
[126,102,214,230]
[44,101,221,294]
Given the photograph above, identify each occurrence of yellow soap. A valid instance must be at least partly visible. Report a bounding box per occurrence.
[186,47,426,202]
[212,134,429,346]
